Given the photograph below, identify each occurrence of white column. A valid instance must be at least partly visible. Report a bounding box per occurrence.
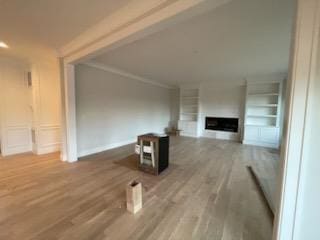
[273,0,320,239]
[61,62,78,162]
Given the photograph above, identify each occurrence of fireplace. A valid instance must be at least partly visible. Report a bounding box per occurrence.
[205,117,239,133]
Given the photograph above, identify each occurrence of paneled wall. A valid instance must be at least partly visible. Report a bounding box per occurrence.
[0,59,32,156]
[31,59,61,155]
[0,57,61,156]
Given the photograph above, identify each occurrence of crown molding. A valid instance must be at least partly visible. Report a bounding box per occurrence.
[83,61,177,89]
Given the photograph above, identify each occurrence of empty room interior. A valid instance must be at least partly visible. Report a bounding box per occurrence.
[0,0,319,240]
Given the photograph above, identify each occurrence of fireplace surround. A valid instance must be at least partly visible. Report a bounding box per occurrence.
[205,117,239,133]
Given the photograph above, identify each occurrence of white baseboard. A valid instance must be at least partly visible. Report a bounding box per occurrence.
[2,145,32,157]
[243,140,279,149]
[180,133,198,138]
[78,138,136,158]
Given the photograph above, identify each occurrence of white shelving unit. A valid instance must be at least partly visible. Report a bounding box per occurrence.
[243,80,283,148]
[178,88,199,137]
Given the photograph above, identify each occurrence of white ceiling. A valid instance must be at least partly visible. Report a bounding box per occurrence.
[0,0,131,61]
[93,0,295,86]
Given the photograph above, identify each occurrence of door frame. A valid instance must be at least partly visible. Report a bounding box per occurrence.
[60,0,320,238]
[272,0,320,239]
[59,0,233,162]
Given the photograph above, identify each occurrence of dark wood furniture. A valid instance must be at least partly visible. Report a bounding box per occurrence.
[137,133,169,175]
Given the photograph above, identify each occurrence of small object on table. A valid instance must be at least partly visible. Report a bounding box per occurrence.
[175,129,182,136]
[126,180,142,214]
[165,127,181,136]
[136,133,169,175]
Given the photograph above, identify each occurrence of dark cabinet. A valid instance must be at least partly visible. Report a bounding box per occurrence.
[137,133,169,175]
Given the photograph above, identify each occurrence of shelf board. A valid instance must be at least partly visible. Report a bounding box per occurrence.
[247,114,277,118]
[248,93,279,97]
[181,104,198,107]
[179,120,198,123]
[181,112,198,115]
[181,97,199,99]
[248,104,278,107]
[245,124,278,128]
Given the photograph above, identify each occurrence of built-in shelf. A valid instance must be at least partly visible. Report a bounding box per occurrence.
[179,88,199,137]
[248,104,278,107]
[182,104,198,107]
[247,114,277,118]
[245,124,277,127]
[179,120,197,123]
[181,112,198,115]
[181,97,199,99]
[248,93,279,97]
[243,80,283,149]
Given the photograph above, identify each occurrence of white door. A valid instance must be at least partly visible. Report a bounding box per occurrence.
[0,61,32,156]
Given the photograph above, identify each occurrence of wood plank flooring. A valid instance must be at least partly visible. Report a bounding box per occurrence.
[0,137,275,240]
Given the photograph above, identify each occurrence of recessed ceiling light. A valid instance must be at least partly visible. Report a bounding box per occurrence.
[0,41,9,49]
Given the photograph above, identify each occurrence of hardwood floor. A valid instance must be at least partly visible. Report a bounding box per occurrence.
[0,137,275,240]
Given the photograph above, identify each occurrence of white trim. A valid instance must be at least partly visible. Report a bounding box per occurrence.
[2,147,32,157]
[83,61,176,89]
[78,138,136,158]
[31,124,61,155]
[3,127,32,155]
[273,0,320,239]
[6,125,30,129]
[36,144,60,155]
[59,58,68,161]
[39,124,60,129]
[243,140,279,149]
[38,125,61,146]
[60,0,231,62]
[63,64,78,162]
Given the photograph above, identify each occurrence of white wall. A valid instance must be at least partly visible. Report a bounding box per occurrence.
[75,64,173,157]
[199,82,245,141]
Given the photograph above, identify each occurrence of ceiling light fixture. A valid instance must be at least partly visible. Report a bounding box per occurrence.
[0,41,9,48]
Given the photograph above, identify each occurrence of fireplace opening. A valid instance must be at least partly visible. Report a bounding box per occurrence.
[205,117,239,133]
